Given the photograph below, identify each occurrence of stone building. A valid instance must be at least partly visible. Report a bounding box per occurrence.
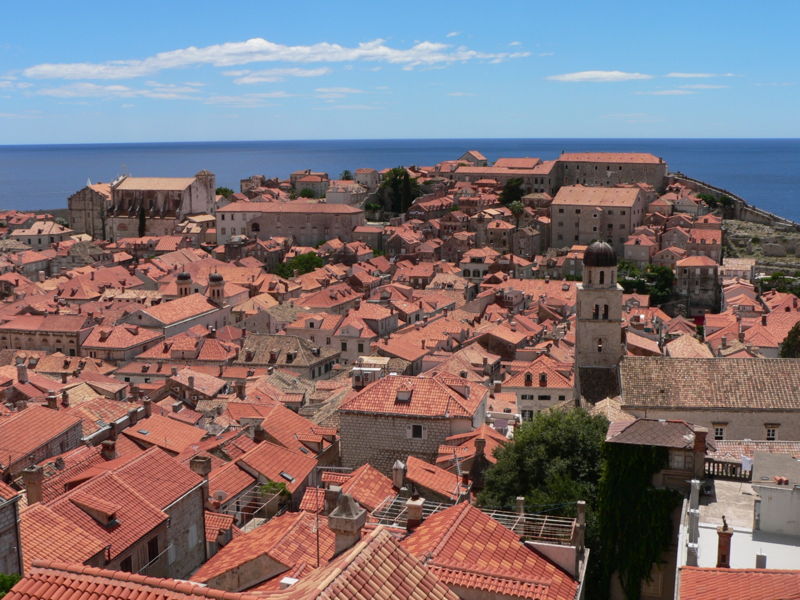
[575,241,624,402]
[67,183,112,239]
[216,200,365,247]
[0,314,93,356]
[234,334,340,380]
[619,357,800,441]
[338,373,487,474]
[9,221,74,251]
[107,172,216,241]
[550,185,647,253]
[675,256,720,316]
[0,482,22,574]
[556,152,667,192]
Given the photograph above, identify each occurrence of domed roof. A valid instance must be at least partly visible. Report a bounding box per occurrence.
[209,272,224,283]
[583,241,617,267]
[177,272,191,282]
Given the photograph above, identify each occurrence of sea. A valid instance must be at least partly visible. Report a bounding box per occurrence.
[0,138,799,221]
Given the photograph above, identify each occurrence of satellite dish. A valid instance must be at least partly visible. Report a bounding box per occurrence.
[213,490,228,502]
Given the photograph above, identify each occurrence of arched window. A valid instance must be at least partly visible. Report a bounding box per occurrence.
[524,373,533,387]
[603,305,609,320]
[251,222,260,233]
[472,270,480,278]
[593,304,600,320]
[599,270,605,285]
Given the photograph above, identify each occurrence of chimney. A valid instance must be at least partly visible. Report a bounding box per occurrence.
[761,314,767,326]
[324,484,342,514]
[143,397,152,418]
[189,455,212,479]
[22,466,44,505]
[716,516,733,568]
[172,401,183,413]
[405,493,425,531]
[738,331,744,343]
[235,382,245,399]
[188,375,195,390]
[327,493,367,555]
[100,439,117,460]
[468,436,489,495]
[60,390,69,408]
[16,359,28,384]
[253,424,267,443]
[392,460,406,489]
[128,407,138,426]
[46,390,58,410]
[721,336,728,349]
[171,367,178,376]
[493,380,502,393]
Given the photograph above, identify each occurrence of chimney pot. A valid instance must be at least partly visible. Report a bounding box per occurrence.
[143,397,152,418]
[100,439,117,460]
[22,466,44,505]
[405,495,425,531]
[46,391,58,410]
[392,460,406,489]
[324,484,342,514]
[189,455,212,478]
[716,516,733,568]
[327,493,367,555]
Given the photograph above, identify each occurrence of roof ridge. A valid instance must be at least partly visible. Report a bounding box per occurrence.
[426,501,472,561]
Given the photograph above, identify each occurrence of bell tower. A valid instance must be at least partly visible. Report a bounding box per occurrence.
[575,241,624,401]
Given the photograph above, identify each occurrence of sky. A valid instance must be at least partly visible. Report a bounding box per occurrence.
[1,1,799,144]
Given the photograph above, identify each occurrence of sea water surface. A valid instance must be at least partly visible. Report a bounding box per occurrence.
[0,138,798,220]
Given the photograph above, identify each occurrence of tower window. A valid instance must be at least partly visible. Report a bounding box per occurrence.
[603,305,609,320]
[593,304,599,320]
[599,271,605,285]
[597,339,604,352]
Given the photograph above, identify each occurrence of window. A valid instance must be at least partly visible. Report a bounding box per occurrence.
[713,426,725,441]
[120,556,133,572]
[599,271,605,285]
[765,425,778,441]
[251,223,260,232]
[357,343,364,353]
[558,208,564,213]
[147,538,159,562]
[341,342,347,351]
[521,410,534,421]
[410,424,425,439]
[669,450,689,470]
[537,395,551,401]
[602,305,609,320]
[597,338,604,352]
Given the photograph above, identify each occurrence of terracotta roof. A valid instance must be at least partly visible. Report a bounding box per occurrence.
[122,414,206,454]
[7,561,263,600]
[218,200,363,214]
[298,487,326,513]
[140,294,218,326]
[606,418,701,449]
[171,368,227,397]
[0,480,19,500]
[676,255,718,267]
[402,502,578,600]
[436,425,508,468]
[339,374,485,419]
[559,152,662,164]
[116,177,196,191]
[0,405,83,470]
[46,471,168,559]
[236,441,317,493]
[190,510,335,583]
[205,511,235,543]
[552,185,641,207]
[679,567,800,600]
[339,463,396,512]
[208,461,256,501]
[111,447,203,509]
[620,357,800,410]
[0,314,90,333]
[708,440,800,462]
[405,456,467,501]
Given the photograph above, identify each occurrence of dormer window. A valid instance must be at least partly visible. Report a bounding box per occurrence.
[396,388,412,402]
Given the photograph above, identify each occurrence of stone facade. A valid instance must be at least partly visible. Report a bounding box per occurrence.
[576,263,624,370]
[0,493,21,574]
[164,484,207,579]
[216,201,365,247]
[557,153,667,192]
[339,412,475,474]
[68,183,112,239]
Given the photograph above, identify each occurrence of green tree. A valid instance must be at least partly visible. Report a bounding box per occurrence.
[137,202,146,237]
[272,252,324,279]
[645,265,675,304]
[340,169,354,180]
[500,177,525,205]
[780,322,800,357]
[215,186,235,198]
[0,574,21,600]
[478,409,608,511]
[376,167,421,213]
[299,188,316,199]
[508,200,525,230]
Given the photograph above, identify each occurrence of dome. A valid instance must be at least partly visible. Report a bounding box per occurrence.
[209,272,224,283]
[583,241,617,267]
[177,272,191,282]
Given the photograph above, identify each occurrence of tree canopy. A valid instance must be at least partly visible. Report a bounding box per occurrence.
[500,177,525,205]
[298,188,316,199]
[272,252,323,279]
[215,186,235,198]
[0,574,21,600]
[508,200,525,228]
[340,169,354,180]
[478,408,608,511]
[780,322,800,357]
[376,167,421,213]
[618,263,675,304]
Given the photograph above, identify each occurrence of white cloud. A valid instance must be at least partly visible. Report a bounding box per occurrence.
[23,38,530,80]
[665,72,736,78]
[314,104,380,111]
[36,81,201,99]
[680,84,727,89]
[315,86,364,100]
[446,31,460,38]
[205,91,293,107]
[448,91,475,96]
[224,66,331,84]
[509,41,522,47]
[635,89,695,96]
[547,70,652,82]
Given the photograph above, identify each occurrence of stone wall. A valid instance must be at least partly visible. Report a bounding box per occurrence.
[165,484,206,579]
[0,499,21,574]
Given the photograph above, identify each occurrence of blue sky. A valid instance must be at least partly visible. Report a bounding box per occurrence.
[1,0,798,143]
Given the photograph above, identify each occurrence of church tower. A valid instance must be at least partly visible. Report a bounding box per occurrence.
[575,241,624,401]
